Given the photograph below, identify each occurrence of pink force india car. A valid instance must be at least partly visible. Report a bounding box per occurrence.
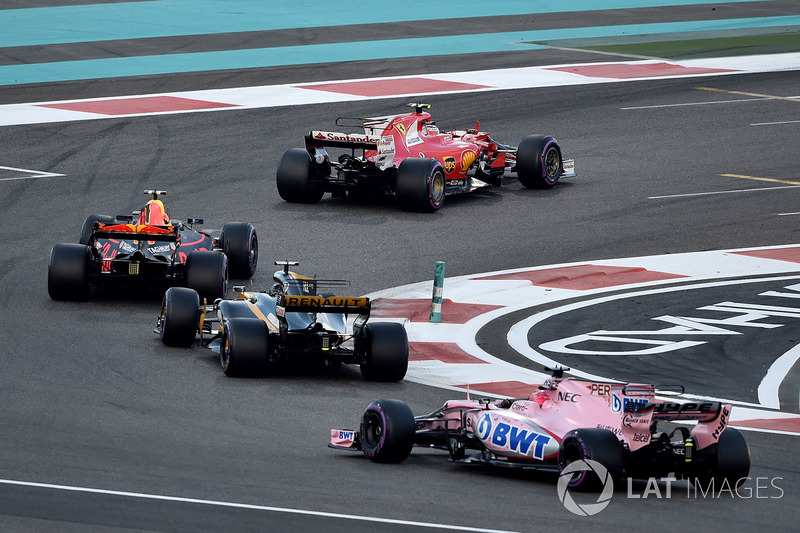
[330,367,751,491]
[276,103,575,212]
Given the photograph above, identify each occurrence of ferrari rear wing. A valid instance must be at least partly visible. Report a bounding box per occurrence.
[305,131,380,150]
[276,294,371,315]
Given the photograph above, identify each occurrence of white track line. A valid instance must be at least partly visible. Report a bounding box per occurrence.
[0,478,517,533]
[0,165,66,181]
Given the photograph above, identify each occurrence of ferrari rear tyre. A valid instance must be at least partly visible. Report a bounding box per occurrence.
[185,251,227,301]
[159,287,200,347]
[360,399,415,463]
[220,222,258,279]
[359,322,409,382]
[694,427,751,489]
[558,428,624,492]
[221,318,270,377]
[48,243,91,301]
[276,148,325,204]
[396,158,446,212]
[79,214,116,245]
[516,135,563,189]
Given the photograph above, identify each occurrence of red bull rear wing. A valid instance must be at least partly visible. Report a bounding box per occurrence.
[94,223,178,241]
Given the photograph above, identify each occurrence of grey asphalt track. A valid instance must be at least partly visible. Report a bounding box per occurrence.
[1,2,799,532]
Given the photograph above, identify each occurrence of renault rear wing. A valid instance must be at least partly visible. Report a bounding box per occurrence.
[276,293,371,316]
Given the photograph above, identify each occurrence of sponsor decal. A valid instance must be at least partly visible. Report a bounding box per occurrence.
[476,413,550,459]
[148,244,173,254]
[311,131,379,144]
[558,392,580,403]
[596,424,623,436]
[443,156,457,174]
[651,402,719,415]
[283,295,369,309]
[276,306,285,317]
[588,383,611,397]
[712,406,730,439]
[330,429,356,446]
[612,394,647,413]
[376,135,396,170]
[632,433,650,443]
[448,179,465,187]
[461,150,477,170]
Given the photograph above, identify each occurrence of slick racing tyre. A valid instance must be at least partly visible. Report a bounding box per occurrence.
[694,427,751,489]
[396,158,446,212]
[159,287,200,347]
[79,214,116,245]
[358,322,409,382]
[220,222,258,279]
[516,135,563,189]
[48,243,91,301]
[276,148,325,204]
[185,251,227,301]
[558,428,624,492]
[360,399,415,463]
[221,318,270,377]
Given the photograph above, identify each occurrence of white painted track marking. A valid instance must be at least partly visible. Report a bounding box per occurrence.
[752,120,800,126]
[1,53,799,127]
[758,343,800,409]
[621,97,770,109]
[0,165,66,181]
[647,185,800,199]
[0,478,518,533]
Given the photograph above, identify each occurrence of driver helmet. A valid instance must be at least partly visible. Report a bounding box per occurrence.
[531,390,552,406]
[137,199,170,226]
[421,121,439,135]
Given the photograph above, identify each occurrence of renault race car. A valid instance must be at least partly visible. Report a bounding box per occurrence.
[276,103,576,212]
[154,261,409,381]
[48,190,258,301]
[330,367,750,491]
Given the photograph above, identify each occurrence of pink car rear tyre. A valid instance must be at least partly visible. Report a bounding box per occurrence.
[558,428,624,492]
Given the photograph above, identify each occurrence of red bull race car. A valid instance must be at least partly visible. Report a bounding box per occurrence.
[48,190,258,301]
[155,261,409,382]
[330,367,751,491]
[276,103,576,212]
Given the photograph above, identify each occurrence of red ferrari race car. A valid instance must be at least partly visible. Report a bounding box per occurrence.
[48,190,258,301]
[277,103,576,212]
[330,367,750,491]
